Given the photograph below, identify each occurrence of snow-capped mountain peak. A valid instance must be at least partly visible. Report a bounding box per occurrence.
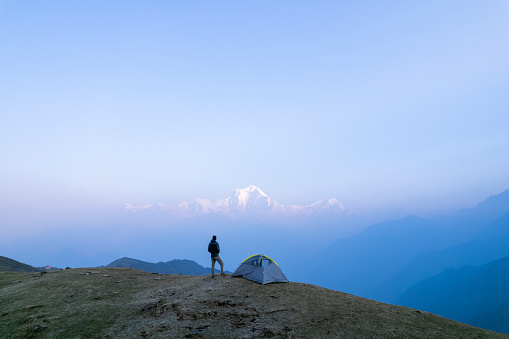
[225,185,274,211]
[125,186,345,218]
[237,185,268,197]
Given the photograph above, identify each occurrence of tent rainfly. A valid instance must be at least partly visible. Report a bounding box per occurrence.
[232,254,289,285]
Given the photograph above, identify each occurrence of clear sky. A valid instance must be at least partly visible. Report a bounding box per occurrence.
[1,1,509,236]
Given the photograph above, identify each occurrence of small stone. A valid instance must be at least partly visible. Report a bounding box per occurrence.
[31,324,46,333]
[186,326,209,336]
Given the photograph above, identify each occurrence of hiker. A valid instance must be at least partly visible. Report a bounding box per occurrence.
[208,235,224,278]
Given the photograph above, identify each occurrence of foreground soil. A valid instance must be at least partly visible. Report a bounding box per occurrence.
[1,268,506,338]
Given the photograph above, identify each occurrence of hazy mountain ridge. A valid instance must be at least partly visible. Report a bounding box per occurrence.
[295,189,509,333]
[303,189,509,302]
[397,255,509,333]
[376,210,509,303]
[107,257,227,275]
[124,185,346,218]
[470,303,509,334]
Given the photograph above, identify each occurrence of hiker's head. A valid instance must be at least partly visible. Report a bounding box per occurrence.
[212,235,217,241]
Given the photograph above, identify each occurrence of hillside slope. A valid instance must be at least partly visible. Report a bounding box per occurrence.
[0,256,41,273]
[0,268,506,338]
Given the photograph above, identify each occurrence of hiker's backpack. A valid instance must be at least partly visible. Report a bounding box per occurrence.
[208,242,217,254]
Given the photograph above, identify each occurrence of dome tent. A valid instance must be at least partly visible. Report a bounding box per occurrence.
[232,254,288,285]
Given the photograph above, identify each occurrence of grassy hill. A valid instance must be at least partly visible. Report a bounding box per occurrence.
[1,268,506,338]
[0,256,41,273]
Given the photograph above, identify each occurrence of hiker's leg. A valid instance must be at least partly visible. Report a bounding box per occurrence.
[211,257,215,275]
[216,256,224,274]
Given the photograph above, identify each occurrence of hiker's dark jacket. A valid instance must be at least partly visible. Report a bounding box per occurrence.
[208,240,220,257]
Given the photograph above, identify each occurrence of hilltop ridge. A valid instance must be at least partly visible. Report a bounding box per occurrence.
[0,268,505,338]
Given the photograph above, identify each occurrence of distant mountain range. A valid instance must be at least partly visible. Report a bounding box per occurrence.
[470,302,509,334]
[305,189,509,296]
[124,185,346,218]
[298,189,509,333]
[376,210,509,303]
[107,257,228,275]
[397,255,509,333]
[0,255,229,276]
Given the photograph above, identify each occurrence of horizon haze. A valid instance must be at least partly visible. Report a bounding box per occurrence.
[1,1,509,242]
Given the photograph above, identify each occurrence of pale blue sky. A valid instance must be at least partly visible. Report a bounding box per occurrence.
[1,1,509,235]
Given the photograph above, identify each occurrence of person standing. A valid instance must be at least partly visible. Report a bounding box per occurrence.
[208,235,224,278]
